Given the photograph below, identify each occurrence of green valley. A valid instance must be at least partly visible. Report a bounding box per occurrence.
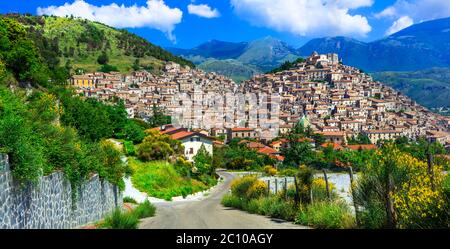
[371,68,450,109]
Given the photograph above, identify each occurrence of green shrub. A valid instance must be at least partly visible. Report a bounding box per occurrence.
[278,168,298,176]
[245,198,261,214]
[99,64,118,73]
[133,200,156,219]
[102,209,138,229]
[358,201,386,229]
[230,175,258,198]
[221,194,245,209]
[263,165,277,176]
[256,196,297,221]
[123,141,135,156]
[295,201,355,229]
[282,185,297,200]
[123,196,137,204]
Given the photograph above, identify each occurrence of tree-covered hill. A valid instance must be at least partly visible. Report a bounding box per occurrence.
[371,68,450,109]
[0,15,157,189]
[3,13,194,74]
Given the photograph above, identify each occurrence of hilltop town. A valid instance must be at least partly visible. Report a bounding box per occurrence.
[70,52,450,149]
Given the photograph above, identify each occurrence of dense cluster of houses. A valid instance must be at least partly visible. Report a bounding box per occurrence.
[70,52,450,161]
[238,52,450,146]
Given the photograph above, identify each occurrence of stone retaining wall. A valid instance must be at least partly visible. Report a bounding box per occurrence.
[0,155,122,229]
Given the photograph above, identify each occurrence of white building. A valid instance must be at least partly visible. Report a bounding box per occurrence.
[170,131,214,162]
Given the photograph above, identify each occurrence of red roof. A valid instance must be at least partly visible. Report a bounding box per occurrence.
[248,142,266,149]
[270,154,285,161]
[170,131,194,140]
[346,144,377,150]
[160,127,183,135]
[270,138,288,146]
[231,127,255,132]
[257,146,278,155]
[170,131,214,141]
[321,142,344,150]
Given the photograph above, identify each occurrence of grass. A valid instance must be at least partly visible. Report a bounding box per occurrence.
[129,158,211,201]
[99,200,156,229]
[222,194,298,221]
[123,141,135,156]
[100,209,139,229]
[295,201,355,229]
[123,196,137,204]
[133,200,156,219]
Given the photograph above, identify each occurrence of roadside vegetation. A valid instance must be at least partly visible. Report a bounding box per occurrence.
[99,200,156,229]
[222,120,449,229]
[222,171,355,229]
[0,16,139,192]
[128,128,218,201]
[129,159,213,201]
[213,138,276,171]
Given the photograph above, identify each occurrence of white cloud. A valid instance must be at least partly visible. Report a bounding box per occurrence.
[188,4,220,18]
[385,16,414,35]
[376,0,450,21]
[230,0,372,37]
[336,0,374,9]
[37,0,182,42]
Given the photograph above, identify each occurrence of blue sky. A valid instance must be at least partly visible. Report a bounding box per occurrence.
[1,0,450,48]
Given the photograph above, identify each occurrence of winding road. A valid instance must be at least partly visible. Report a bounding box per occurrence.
[139,171,307,229]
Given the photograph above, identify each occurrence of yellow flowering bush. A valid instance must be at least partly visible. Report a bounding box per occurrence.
[312,178,336,192]
[247,180,268,199]
[392,153,448,228]
[231,175,258,198]
[32,92,63,122]
[355,143,449,228]
[231,175,269,199]
[263,165,277,176]
[311,178,337,201]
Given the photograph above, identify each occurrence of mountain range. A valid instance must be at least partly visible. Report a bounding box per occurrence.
[167,37,300,82]
[170,17,450,75]
[299,17,450,72]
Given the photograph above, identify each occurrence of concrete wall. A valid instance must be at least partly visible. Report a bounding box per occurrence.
[0,154,122,229]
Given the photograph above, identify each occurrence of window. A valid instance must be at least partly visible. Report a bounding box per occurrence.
[189,148,194,154]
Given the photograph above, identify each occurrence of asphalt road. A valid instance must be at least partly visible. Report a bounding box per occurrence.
[139,171,307,229]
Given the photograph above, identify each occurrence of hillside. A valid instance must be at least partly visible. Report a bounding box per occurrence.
[168,37,300,82]
[371,68,450,109]
[4,14,194,74]
[0,15,136,187]
[299,17,450,72]
[197,59,261,83]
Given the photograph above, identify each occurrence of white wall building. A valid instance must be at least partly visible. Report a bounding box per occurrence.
[171,131,214,162]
